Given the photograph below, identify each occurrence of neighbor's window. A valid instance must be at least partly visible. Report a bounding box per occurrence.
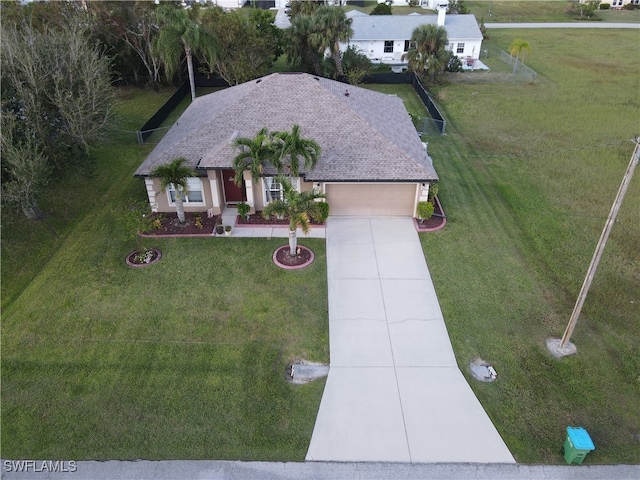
[384,41,394,53]
[456,43,465,54]
[264,177,298,203]
[404,40,416,52]
[168,177,204,204]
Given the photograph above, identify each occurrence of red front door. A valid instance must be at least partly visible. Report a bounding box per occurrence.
[221,169,246,203]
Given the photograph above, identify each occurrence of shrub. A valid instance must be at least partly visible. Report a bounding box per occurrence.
[428,183,439,202]
[312,201,330,223]
[408,0,419,6]
[600,3,610,9]
[194,213,204,229]
[416,201,434,222]
[371,3,392,15]
[622,2,637,9]
[446,52,463,72]
[237,202,250,220]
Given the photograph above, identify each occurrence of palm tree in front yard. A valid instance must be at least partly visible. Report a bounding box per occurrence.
[262,175,325,256]
[151,157,196,224]
[273,124,321,178]
[232,128,277,185]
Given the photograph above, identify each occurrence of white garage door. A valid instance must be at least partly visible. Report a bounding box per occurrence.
[325,183,416,216]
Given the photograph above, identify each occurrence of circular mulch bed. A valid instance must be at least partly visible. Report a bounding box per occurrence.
[273,245,314,270]
[125,248,162,268]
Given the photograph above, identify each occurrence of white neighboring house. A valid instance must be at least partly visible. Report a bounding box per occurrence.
[342,10,483,71]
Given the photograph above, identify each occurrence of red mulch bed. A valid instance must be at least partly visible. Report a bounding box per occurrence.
[274,245,313,268]
[237,212,324,227]
[143,212,219,236]
[416,197,446,231]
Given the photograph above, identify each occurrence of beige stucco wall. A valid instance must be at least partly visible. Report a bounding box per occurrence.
[145,176,213,214]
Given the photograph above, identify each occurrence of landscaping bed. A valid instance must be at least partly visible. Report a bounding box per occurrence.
[143,212,219,236]
[236,212,324,227]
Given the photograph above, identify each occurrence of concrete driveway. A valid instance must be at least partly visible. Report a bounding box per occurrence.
[306,217,515,463]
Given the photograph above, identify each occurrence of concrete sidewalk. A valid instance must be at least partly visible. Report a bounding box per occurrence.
[306,217,515,463]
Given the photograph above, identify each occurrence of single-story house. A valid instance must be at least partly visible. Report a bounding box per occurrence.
[342,10,483,70]
[134,72,438,217]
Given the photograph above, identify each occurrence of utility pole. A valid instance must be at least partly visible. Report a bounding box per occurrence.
[547,139,640,358]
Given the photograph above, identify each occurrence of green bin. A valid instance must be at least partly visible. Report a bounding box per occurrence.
[563,426,595,464]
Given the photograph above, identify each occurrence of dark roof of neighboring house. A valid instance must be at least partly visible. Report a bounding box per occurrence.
[134,72,438,182]
[347,13,483,42]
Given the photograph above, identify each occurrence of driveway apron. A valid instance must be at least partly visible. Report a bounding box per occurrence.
[306,217,515,463]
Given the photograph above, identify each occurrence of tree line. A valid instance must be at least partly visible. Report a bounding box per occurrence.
[1,0,457,219]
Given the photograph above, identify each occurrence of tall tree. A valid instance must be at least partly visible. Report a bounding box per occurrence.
[402,24,449,84]
[272,125,321,178]
[309,6,353,78]
[0,113,50,219]
[153,5,216,101]
[92,1,162,87]
[151,158,196,224]
[232,128,277,186]
[200,8,275,86]
[509,38,531,73]
[1,19,114,217]
[285,14,322,75]
[262,176,326,256]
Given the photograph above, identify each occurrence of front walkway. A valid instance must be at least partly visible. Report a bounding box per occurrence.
[306,217,515,463]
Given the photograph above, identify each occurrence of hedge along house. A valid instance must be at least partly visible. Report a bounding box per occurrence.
[343,9,483,72]
[134,73,438,218]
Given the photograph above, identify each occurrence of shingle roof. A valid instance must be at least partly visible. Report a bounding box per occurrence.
[134,73,438,182]
[348,14,483,42]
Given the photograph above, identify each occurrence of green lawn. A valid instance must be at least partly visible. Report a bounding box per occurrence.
[2,28,639,464]
[1,89,328,460]
[466,0,640,23]
[422,29,640,463]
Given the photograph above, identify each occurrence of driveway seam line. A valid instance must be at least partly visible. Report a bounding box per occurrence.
[370,218,413,463]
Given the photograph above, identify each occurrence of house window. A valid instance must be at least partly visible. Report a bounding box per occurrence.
[264,177,298,203]
[384,41,394,53]
[456,43,465,54]
[167,177,204,205]
[404,40,416,52]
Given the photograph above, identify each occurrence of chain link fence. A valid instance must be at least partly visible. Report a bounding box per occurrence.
[444,45,539,84]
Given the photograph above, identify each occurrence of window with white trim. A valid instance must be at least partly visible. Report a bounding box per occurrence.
[264,177,298,203]
[167,177,204,205]
[384,41,394,53]
[456,43,465,54]
[404,40,416,52]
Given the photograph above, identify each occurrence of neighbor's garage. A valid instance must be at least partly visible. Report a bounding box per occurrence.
[325,183,416,216]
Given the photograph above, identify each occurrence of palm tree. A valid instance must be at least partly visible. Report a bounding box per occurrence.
[285,14,322,75]
[153,5,216,101]
[509,38,531,73]
[232,128,278,185]
[309,6,353,78]
[151,157,196,224]
[262,176,326,256]
[273,124,321,178]
[402,24,449,84]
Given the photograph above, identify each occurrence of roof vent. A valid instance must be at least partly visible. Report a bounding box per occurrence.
[313,76,320,81]
[344,90,350,97]
[256,79,262,84]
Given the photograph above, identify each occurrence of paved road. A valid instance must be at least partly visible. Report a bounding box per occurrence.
[2,459,639,480]
[305,217,514,463]
[485,22,639,28]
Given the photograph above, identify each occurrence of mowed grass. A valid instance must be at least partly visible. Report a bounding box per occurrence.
[466,0,640,23]
[422,29,640,463]
[1,90,328,460]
